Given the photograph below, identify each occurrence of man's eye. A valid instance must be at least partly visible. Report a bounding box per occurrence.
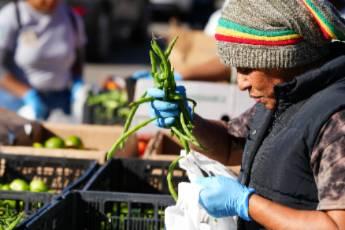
[237,68,253,75]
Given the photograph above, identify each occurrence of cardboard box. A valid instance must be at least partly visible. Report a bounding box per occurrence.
[0,123,137,163]
[143,131,241,175]
[143,131,182,161]
[166,23,218,71]
[0,109,43,146]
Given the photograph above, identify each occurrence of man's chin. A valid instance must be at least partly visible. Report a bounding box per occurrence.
[259,100,276,110]
[263,103,276,110]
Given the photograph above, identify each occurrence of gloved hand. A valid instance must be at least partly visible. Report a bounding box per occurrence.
[22,89,47,119]
[147,85,191,128]
[71,79,84,101]
[131,70,183,81]
[195,176,255,221]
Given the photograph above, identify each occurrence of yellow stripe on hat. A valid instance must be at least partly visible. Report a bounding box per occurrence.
[216,27,302,41]
[302,0,337,40]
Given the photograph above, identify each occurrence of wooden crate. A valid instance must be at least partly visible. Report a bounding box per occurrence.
[0,122,137,163]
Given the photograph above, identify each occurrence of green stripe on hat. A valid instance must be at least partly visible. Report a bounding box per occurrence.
[218,18,297,37]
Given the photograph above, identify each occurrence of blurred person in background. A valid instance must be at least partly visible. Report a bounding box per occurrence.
[0,0,86,120]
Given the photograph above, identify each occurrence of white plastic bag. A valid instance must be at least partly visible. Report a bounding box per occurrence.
[165,151,238,230]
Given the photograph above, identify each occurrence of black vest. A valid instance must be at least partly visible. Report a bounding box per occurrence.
[238,45,345,230]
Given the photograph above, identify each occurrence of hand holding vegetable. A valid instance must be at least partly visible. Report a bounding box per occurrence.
[196,176,255,221]
[106,37,199,159]
[147,85,192,128]
[105,37,203,201]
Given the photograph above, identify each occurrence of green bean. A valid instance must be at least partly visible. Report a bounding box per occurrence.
[119,96,154,148]
[5,212,24,230]
[164,36,178,58]
[129,97,154,107]
[149,50,157,75]
[171,126,191,147]
[105,36,205,201]
[123,93,147,132]
[167,156,184,201]
[106,117,157,160]
[151,40,170,86]
[180,112,194,140]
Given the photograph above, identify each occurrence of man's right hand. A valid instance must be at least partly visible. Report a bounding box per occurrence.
[147,85,191,128]
[22,89,47,119]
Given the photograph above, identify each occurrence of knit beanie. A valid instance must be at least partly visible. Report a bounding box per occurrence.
[216,0,345,69]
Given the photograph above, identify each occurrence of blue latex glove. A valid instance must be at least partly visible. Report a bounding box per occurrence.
[71,79,84,101]
[131,70,182,81]
[195,176,255,221]
[22,89,47,119]
[147,85,191,128]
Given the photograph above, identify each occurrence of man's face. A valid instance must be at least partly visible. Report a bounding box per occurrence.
[236,68,291,110]
[27,0,59,13]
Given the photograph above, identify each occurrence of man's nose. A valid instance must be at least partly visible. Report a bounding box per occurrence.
[237,74,251,91]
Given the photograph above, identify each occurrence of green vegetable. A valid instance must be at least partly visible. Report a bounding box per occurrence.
[9,179,29,192]
[105,37,204,201]
[87,89,129,124]
[44,137,65,149]
[64,135,83,149]
[4,212,24,230]
[0,205,25,230]
[32,142,43,148]
[29,179,48,193]
[0,185,10,191]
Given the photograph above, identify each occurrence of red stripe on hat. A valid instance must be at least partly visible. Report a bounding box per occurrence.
[215,34,303,46]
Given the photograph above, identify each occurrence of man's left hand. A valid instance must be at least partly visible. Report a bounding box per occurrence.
[196,176,255,221]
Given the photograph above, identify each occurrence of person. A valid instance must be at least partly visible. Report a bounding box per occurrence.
[147,0,345,229]
[0,0,86,120]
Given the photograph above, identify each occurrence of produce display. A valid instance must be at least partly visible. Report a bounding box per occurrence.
[33,135,84,149]
[0,207,24,230]
[0,178,49,229]
[105,37,202,201]
[84,84,130,125]
[1,178,49,193]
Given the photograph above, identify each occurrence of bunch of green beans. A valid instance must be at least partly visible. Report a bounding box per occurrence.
[0,206,24,230]
[106,37,203,201]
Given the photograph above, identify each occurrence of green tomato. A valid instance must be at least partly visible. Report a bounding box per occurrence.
[29,179,48,192]
[32,142,43,148]
[9,179,29,191]
[64,135,83,149]
[1,184,10,191]
[44,137,65,149]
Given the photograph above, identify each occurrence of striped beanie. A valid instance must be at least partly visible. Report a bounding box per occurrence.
[216,0,345,69]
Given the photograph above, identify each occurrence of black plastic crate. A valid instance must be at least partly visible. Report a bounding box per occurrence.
[82,158,187,195]
[0,153,98,193]
[21,191,173,230]
[0,153,98,228]
[0,190,52,220]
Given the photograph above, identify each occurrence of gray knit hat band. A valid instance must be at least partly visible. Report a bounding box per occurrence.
[217,41,330,69]
[216,0,345,69]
